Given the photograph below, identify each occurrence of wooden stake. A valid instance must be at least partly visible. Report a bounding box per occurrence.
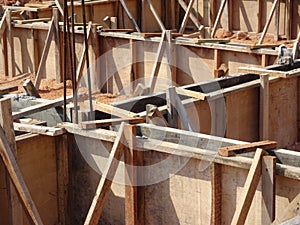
[84,123,125,225]
[259,74,269,140]
[211,0,227,38]
[76,22,92,87]
[178,0,201,29]
[231,148,264,225]
[258,0,279,45]
[261,156,276,224]
[145,0,166,31]
[149,31,166,93]
[120,0,141,32]
[179,0,196,33]
[34,18,55,88]
[23,79,41,98]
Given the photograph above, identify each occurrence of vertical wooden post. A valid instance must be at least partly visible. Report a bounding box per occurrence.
[32,29,39,74]
[124,125,138,225]
[211,163,222,225]
[124,124,144,225]
[0,98,23,225]
[55,134,69,225]
[214,48,221,78]
[166,86,178,128]
[6,10,15,78]
[257,0,263,33]
[171,0,176,29]
[261,54,269,67]
[285,0,291,40]
[259,74,269,140]
[92,24,101,91]
[274,0,280,42]
[261,156,276,224]
[166,30,176,85]
[131,39,144,92]
[53,7,62,83]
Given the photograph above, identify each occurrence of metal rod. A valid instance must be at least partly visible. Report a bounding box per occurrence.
[81,0,94,120]
[70,0,78,124]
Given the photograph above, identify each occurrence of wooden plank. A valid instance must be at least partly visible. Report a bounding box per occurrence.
[211,163,222,225]
[149,31,166,93]
[12,95,74,120]
[261,156,276,224]
[13,18,51,24]
[79,117,145,130]
[95,102,138,118]
[179,0,196,34]
[193,38,230,44]
[0,98,23,225]
[119,0,141,32]
[257,0,263,32]
[6,10,16,78]
[0,125,44,224]
[145,0,166,31]
[0,85,18,95]
[124,124,138,225]
[231,148,264,225]
[34,18,55,89]
[175,87,206,100]
[259,74,269,140]
[177,0,201,29]
[258,0,280,45]
[84,123,125,225]
[238,67,289,78]
[76,22,92,86]
[218,140,277,157]
[139,32,182,38]
[13,123,65,136]
[22,79,41,98]
[101,28,134,32]
[211,0,227,38]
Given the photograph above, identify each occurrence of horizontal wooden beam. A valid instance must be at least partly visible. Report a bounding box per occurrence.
[0,85,18,95]
[175,87,206,100]
[12,95,74,120]
[238,67,300,78]
[218,140,277,157]
[95,102,139,118]
[79,117,145,130]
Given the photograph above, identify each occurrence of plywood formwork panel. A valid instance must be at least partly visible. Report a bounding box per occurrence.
[68,135,125,224]
[13,28,35,74]
[292,0,300,39]
[225,87,260,142]
[142,0,162,32]
[0,160,9,225]
[176,46,214,86]
[220,50,261,74]
[0,134,59,224]
[144,152,212,225]
[269,77,298,148]
[231,0,259,32]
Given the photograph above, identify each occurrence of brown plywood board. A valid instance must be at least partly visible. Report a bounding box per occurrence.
[0,134,59,225]
[226,87,259,142]
[144,152,212,225]
[269,78,298,148]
